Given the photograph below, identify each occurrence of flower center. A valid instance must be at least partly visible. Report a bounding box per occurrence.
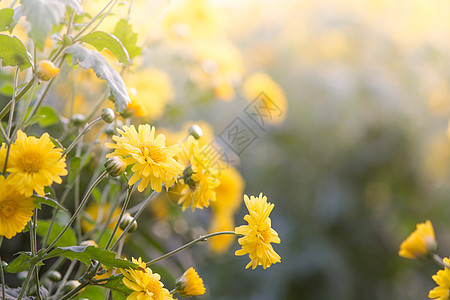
[141,144,165,163]
[255,226,270,243]
[17,152,42,173]
[0,201,16,218]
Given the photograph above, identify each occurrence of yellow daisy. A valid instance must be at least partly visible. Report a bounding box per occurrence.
[399,220,437,259]
[429,257,450,299]
[235,193,281,269]
[6,130,67,197]
[106,125,183,192]
[175,267,206,297]
[0,176,35,239]
[119,257,173,300]
[178,136,220,211]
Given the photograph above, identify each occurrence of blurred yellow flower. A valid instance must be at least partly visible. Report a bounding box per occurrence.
[175,267,206,297]
[0,176,34,239]
[242,72,287,124]
[119,257,173,300]
[178,137,220,211]
[235,193,281,269]
[399,220,437,259]
[124,69,174,120]
[82,202,122,238]
[106,125,183,192]
[429,257,450,300]
[209,167,245,254]
[7,130,67,197]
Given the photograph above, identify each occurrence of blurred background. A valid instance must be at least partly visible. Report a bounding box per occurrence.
[4,0,450,299]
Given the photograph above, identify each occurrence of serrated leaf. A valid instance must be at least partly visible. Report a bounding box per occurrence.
[4,252,44,273]
[113,19,141,60]
[36,220,77,247]
[65,44,130,112]
[33,195,67,211]
[20,0,82,50]
[68,157,81,183]
[0,9,14,32]
[36,106,60,127]
[80,31,129,64]
[98,275,131,297]
[44,246,138,269]
[0,34,31,70]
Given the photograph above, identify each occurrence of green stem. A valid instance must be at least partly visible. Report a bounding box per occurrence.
[62,117,103,157]
[6,67,20,137]
[0,236,5,300]
[17,265,35,300]
[146,231,237,266]
[0,78,36,121]
[44,171,108,253]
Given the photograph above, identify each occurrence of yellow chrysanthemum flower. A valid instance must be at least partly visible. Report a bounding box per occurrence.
[6,130,67,197]
[0,176,35,239]
[175,267,206,297]
[106,125,183,192]
[119,257,173,300]
[399,220,437,259]
[178,137,220,211]
[235,193,281,269]
[429,257,450,299]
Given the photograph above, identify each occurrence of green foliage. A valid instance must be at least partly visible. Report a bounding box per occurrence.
[65,44,130,113]
[74,285,106,299]
[113,19,141,60]
[0,34,31,70]
[80,31,129,64]
[35,106,60,127]
[68,157,81,183]
[33,195,68,211]
[20,0,82,50]
[36,220,77,247]
[45,246,138,269]
[98,275,131,298]
[0,8,14,32]
[5,252,43,273]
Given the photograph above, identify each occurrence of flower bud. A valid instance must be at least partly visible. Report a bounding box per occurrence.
[104,124,116,136]
[175,267,206,297]
[104,157,126,177]
[101,108,115,123]
[80,240,98,247]
[0,261,7,269]
[71,114,85,126]
[188,124,203,140]
[35,60,59,81]
[119,213,137,232]
[48,270,62,282]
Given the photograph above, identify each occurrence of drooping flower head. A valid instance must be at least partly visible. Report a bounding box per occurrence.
[175,267,206,297]
[178,136,220,211]
[399,220,437,259]
[0,176,35,239]
[235,193,281,269]
[6,130,67,197]
[106,125,183,192]
[429,257,450,299]
[119,257,173,300]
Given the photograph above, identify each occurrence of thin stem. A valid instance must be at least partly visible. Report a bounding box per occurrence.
[45,171,108,253]
[0,78,36,121]
[432,253,450,268]
[62,117,103,157]
[0,236,5,300]
[6,67,20,137]
[110,190,160,251]
[105,184,134,250]
[141,1,170,48]
[72,0,117,41]
[146,231,237,266]
[17,266,35,300]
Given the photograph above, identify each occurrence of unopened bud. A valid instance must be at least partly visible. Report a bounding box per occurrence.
[80,240,98,247]
[188,124,203,140]
[35,60,60,81]
[101,108,115,123]
[119,213,137,232]
[104,124,116,136]
[48,270,62,282]
[104,157,126,177]
[71,114,85,126]
[0,261,7,269]
[175,267,206,297]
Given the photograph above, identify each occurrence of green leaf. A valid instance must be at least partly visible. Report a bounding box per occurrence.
[68,157,81,183]
[36,106,60,127]
[45,246,138,269]
[33,195,67,211]
[36,220,77,247]
[4,252,44,273]
[113,19,141,60]
[0,34,31,70]
[65,44,130,113]
[98,275,131,297]
[0,9,14,32]
[80,31,129,64]
[20,0,82,50]
[74,285,106,299]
